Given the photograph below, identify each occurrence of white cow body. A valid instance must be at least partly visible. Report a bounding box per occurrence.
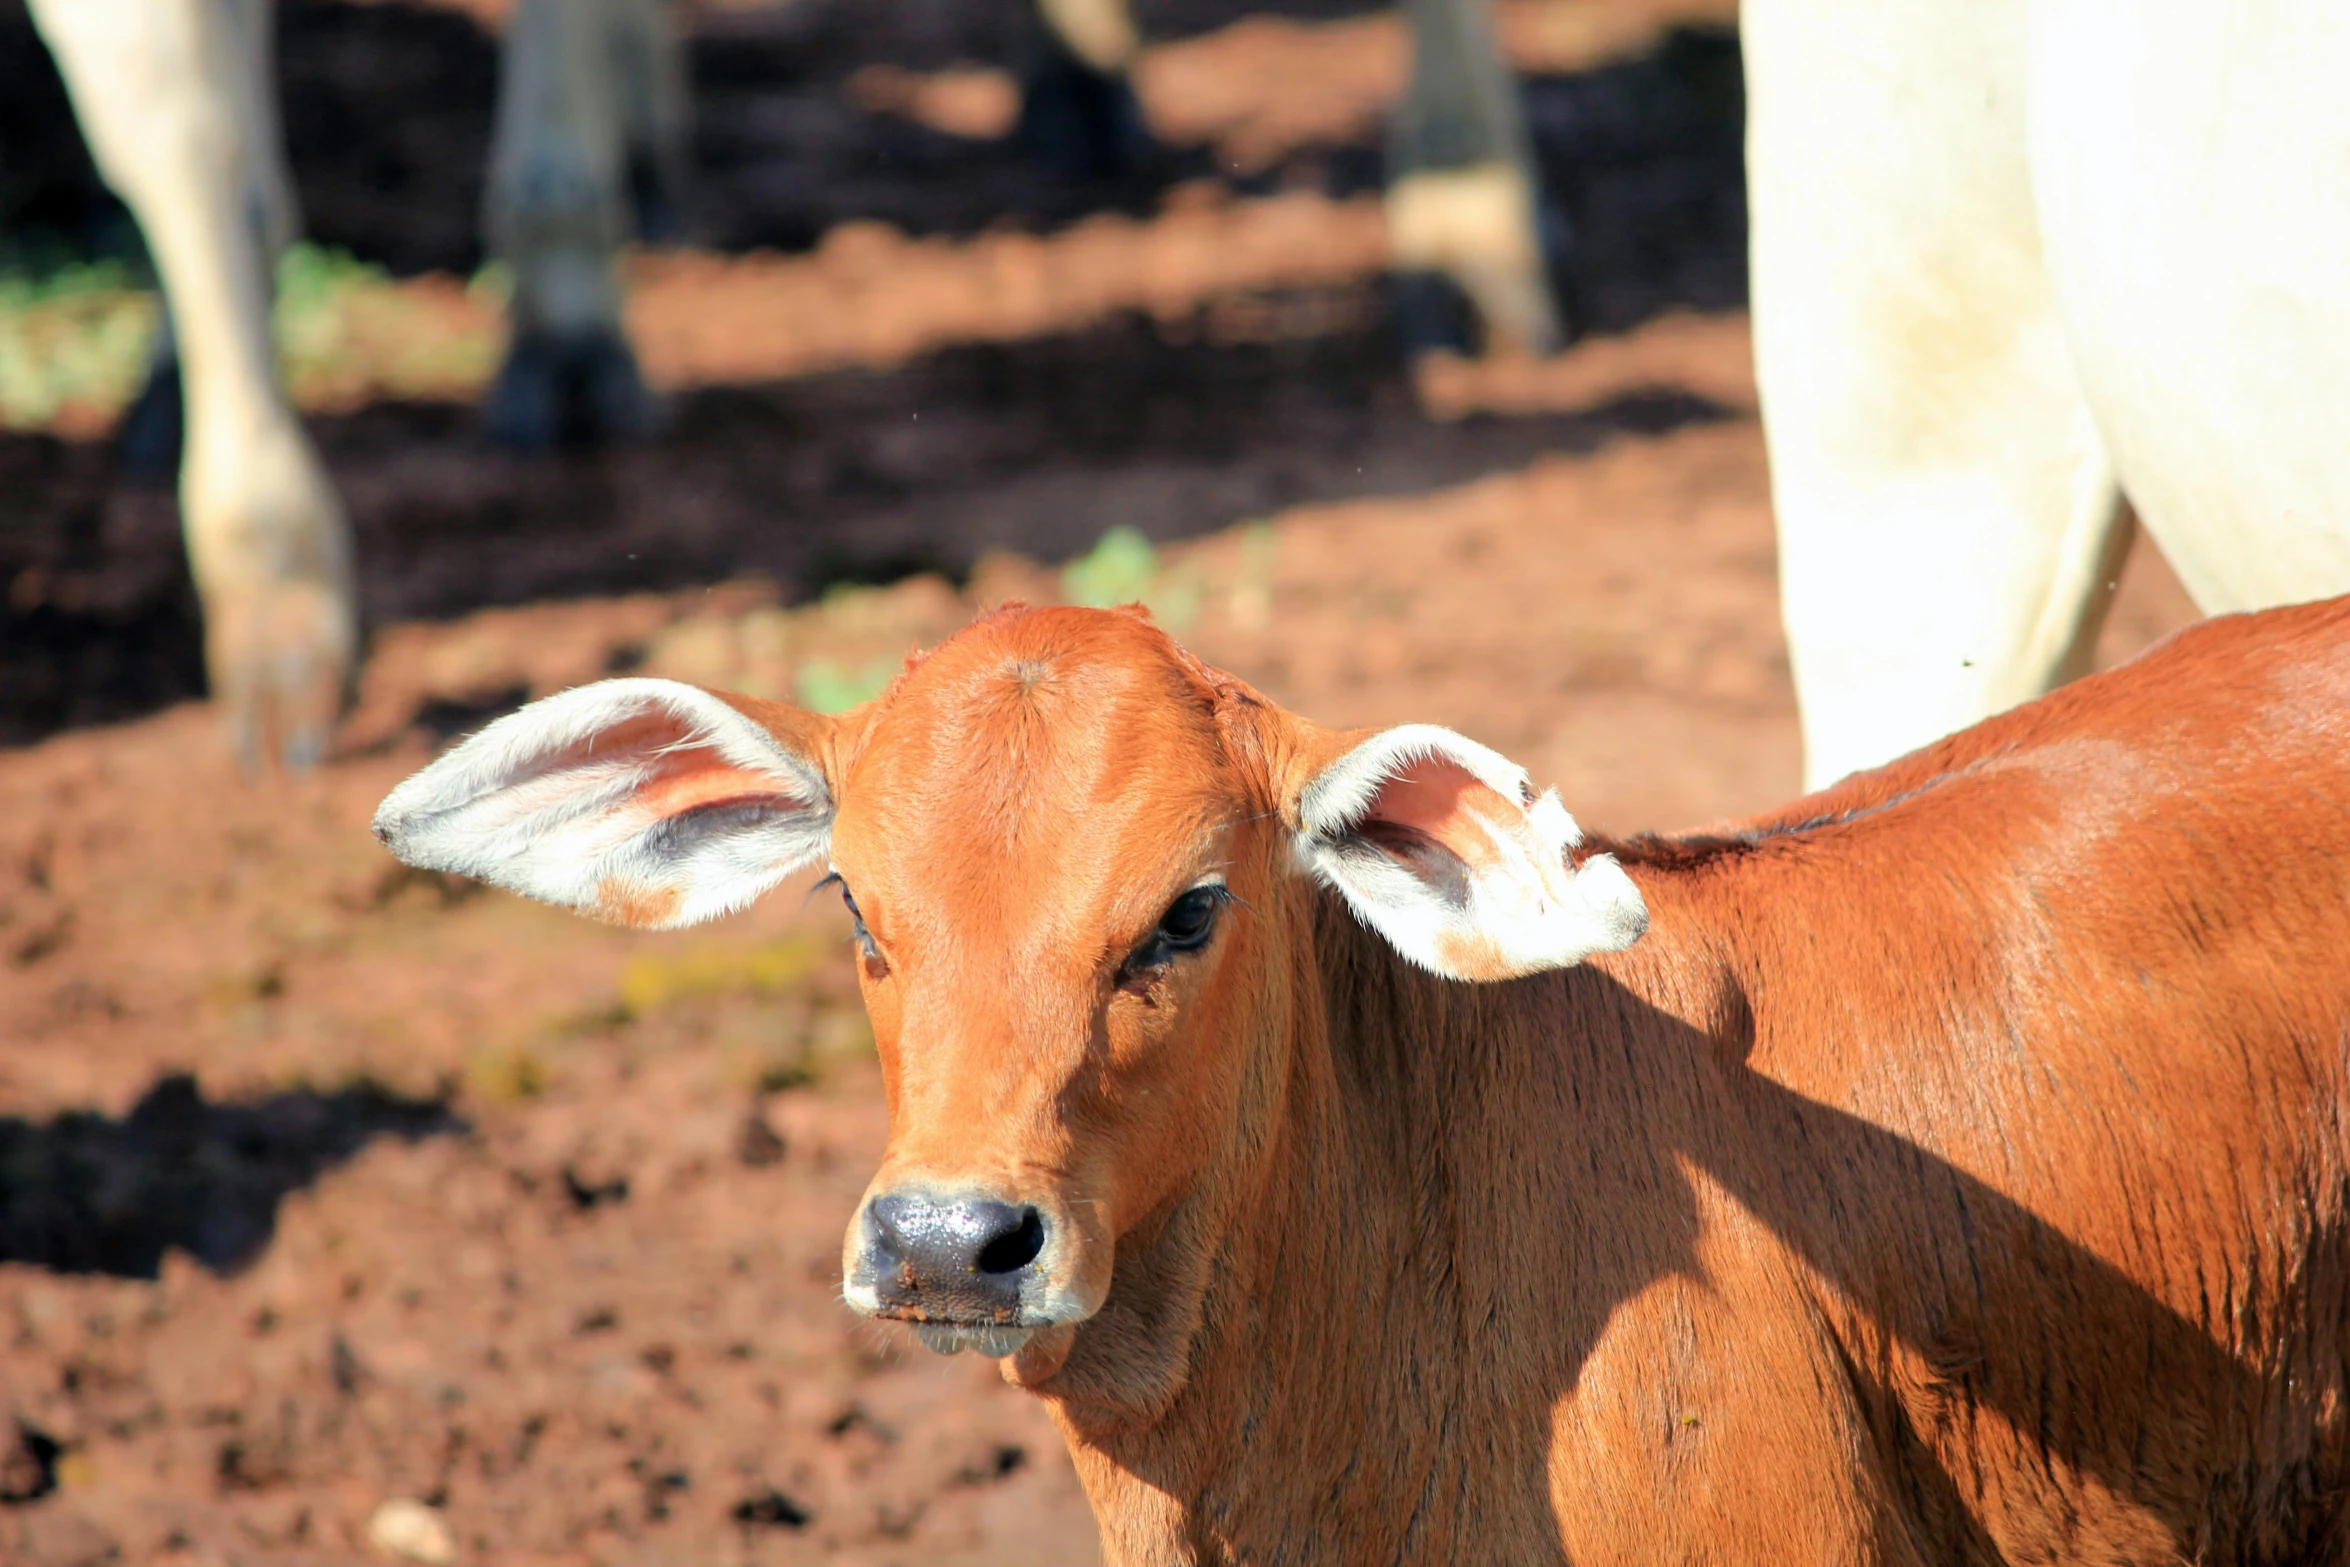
[2030,0,2350,612]
[1749,0,2350,787]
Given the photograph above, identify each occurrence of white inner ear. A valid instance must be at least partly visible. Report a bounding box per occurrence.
[1296,724,1647,980]
[372,678,832,929]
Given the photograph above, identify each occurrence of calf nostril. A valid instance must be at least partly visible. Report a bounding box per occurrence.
[867,1194,1046,1286]
[975,1207,1045,1275]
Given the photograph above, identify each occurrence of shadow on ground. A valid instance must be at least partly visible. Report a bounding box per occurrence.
[0,1073,460,1277]
[0,302,1736,742]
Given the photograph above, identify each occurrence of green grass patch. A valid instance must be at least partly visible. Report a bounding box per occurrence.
[794,655,899,714]
[1062,524,1202,629]
[615,932,832,1020]
[0,261,159,429]
[465,1042,552,1103]
[0,243,506,433]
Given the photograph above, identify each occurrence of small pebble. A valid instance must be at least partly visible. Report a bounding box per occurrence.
[367,1498,456,1565]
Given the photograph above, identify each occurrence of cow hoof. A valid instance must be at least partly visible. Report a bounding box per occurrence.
[1392,253,1570,363]
[1391,270,1481,361]
[1386,162,1569,359]
[486,330,661,451]
[1448,244,1565,360]
[208,574,357,776]
[1015,60,1156,183]
[116,357,185,479]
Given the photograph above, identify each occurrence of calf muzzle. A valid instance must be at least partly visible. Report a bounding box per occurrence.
[853,1191,1050,1352]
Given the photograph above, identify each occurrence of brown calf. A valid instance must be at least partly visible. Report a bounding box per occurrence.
[374,599,2350,1564]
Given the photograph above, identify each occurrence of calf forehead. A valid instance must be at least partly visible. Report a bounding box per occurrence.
[834,611,1241,932]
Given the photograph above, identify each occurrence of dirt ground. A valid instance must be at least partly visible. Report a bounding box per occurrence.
[0,1,2206,1563]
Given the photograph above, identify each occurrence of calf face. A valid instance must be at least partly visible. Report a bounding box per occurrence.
[373,607,1645,1369]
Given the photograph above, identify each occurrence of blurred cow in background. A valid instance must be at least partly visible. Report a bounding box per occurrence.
[476,0,1566,448]
[474,0,691,449]
[22,0,1561,772]
[29,0,2350,788]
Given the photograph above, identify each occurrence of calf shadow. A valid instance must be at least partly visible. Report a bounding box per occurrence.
[1544,975,2309,1555]
[1121,948,2325,1558]
[0,1072,460,1278]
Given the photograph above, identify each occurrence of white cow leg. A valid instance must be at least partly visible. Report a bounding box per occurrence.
[1745,0,2125,791]
[2028,0,2350,616]
[1016,0,1154,181]
[483,0,654,450]
[1386,0,1563,358]
[32,0,355,771]
[116,0,303,481]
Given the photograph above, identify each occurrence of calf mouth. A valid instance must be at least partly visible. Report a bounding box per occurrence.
[878,1296,1034,1362]
[840,1283,1046,1356]
[844,1291,1094,1358]
[859,1299,1042,1357]
[905,1321,1038,1357]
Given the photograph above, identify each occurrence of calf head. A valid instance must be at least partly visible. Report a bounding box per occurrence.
[373,606,1645,1382]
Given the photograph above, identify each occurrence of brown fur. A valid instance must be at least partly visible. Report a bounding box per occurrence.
[769,603,2350,1561]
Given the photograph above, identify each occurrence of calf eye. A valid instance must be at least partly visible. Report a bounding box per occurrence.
[1159,888,1223,949]
[1123,885,1229,978]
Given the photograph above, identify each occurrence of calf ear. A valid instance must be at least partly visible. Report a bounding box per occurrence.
[372,679,840,930]
[1291,724,1646,980]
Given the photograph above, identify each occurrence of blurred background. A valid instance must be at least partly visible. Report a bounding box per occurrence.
[0,0,2197,1561]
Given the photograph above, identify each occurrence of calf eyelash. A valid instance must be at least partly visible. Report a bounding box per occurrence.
[815,871,885,967]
